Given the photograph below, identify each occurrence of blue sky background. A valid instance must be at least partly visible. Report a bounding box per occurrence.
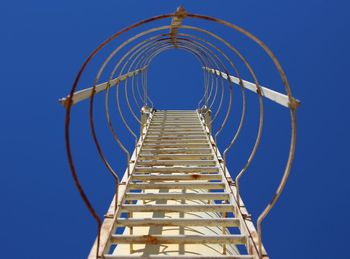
[1,1,349,258]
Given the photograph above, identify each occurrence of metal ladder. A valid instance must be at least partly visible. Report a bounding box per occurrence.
[61,8,299,258]
[89,110,264,259]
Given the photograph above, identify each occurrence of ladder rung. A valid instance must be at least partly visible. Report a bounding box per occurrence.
[151,122,202,126]
[125,192,230,200]
[104,256,253,259]
[153,114,198,117]
[146,134,205,138]
[154,112,197,115]
[140,148,212,154]
[138,154,213,160]
[150,125,202,127]
[148,129,204,132]
[145,135,207,139]
[144,139,208,144]
[131,174,221,181]
[149,125,202,128]
[121,204,233,212]
[110,234,247,244]
[153,115,199,117]
[136,160,217,166]
[152,118,198,120]
[148,127,205,131]
[145,136,205,140]
[156,110,196,111]
[127,182,225,190]
[154,114,197,116]
[133,171,219,175]
[152,116,198,118]
[153,116,198,118]
[152,117,198,120]
[153,113,197,115]
[155,110,197,113]
[142,143,210,148]
[134,166,219,173]
[150,119,199,121]
[115,218,240,227]
[147,131,205,134]
[149,124,202,127]
[152,119,199,122]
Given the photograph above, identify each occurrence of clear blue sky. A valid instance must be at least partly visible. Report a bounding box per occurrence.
[1,1,349,258]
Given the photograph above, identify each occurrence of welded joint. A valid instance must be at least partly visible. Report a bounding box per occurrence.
[199,105,212,133]
[288,97,300,109]
[140,105,152,134]
[227,177,235,186]
[242,213,252,221]
[170,6,187,48]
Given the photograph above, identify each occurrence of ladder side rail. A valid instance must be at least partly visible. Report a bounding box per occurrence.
[197,111,265,259]
[88,110,154,259]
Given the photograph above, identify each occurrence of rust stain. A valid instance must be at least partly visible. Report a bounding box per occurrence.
[145,235,158,244]
[191,174,200,179]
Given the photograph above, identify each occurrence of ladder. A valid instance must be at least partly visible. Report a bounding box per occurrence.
[88,110,265,259]
[61,7,299,258]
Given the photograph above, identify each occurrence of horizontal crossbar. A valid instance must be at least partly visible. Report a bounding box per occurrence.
[110,234,247,244]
